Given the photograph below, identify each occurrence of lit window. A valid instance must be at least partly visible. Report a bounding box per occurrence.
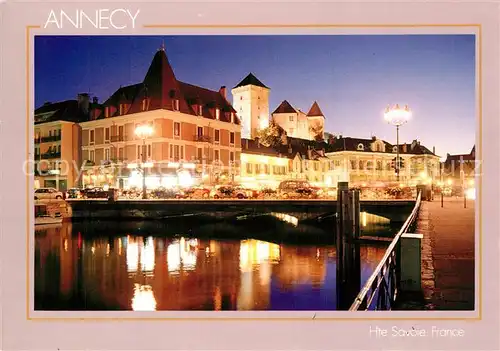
[174,99,180,111]
[214,150,220,161]
[215,109,220,120]
[105,107,109,118]
[230,132,235,145]
[246,163,253,174]
[231,113,235,123]
[214,130,220,143]
[198,105,203,116]
[90,130,95,144]
[289,116,294,122]
[174,122,181,137]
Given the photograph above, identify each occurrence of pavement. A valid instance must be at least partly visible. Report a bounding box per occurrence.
[416,197,475,310]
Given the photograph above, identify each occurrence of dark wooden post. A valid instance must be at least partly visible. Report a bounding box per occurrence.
[336,182,361,310]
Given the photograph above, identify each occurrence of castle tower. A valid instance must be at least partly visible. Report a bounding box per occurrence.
[231,73,270,139]
[306,101,325,140]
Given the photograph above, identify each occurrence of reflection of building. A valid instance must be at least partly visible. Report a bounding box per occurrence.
[273,246,327,289]
[34,96,91,190]
[237,240,280,310]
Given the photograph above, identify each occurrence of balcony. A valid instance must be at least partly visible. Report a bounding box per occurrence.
[110,135,125,142]
[40,135,62,143]
[40,151,61,159]
[194,135,212,143]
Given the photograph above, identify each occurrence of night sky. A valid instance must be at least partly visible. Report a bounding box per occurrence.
[35,35,476,157]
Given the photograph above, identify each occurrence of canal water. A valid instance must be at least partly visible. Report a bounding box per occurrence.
[34,214,398,311]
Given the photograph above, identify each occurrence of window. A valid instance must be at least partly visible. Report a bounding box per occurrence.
[137,145,141,159]
[264,164,270,174]
[89,150,95,162]
[231,113,235,123]
[142,98,149,111]
[255,164,261,174]
[197,148,203,161]
[174,122,181,137]
[57,145,61,154]
[105,128,110,142]
[376,161,382,170]
[173,99,180,111]
[214,150,220,161]
[105,107,109,118]
[240,96,243,100]
[230,152,235,162]
[90,130,95,144]
[170,145,183,161]
[215,109,220,120]
[105,148,110,161]
[359,160,364,170]
[230,132,235,145]
[214,129,220,143]
[289,128,294,135]
[49,131,52,137]
[350,160,356,169]
[118,148,124,160]
[289,115,294,122]
[148,145,151,158]
[357,143,364,151]
[393,146,398,153]
[118,126,124,138]
[119,104,124,115]
[198,105,203,116]
[246,163,253,174]
[197,126,203,137]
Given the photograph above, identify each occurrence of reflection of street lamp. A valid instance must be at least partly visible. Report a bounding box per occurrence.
[135,124,154,199]
[384,104,411,182]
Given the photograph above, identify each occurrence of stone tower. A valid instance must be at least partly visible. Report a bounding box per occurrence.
[306,101,325,140]
[231,73,270,139]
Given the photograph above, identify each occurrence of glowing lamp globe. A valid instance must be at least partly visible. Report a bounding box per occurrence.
[384,104,412,126]
[135,124,154,138]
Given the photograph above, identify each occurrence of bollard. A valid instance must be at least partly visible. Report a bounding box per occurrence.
[398,233,423,292]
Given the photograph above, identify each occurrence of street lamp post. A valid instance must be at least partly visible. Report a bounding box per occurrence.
[135,124,154,199]
[384,104,411,182]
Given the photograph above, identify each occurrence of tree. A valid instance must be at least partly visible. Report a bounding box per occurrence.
[257,119,287,147]
[309,123,324,142]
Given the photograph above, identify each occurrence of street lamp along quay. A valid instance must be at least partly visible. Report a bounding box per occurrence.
[384,104,412,182]
[135,124,154,199]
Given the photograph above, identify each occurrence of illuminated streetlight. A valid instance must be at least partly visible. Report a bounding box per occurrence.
[447,178,453,186]
[384,104,411,182]
[135,124,154,199]
[468,179,474,187]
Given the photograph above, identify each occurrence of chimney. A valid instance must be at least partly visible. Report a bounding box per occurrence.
[77,93,90,114]
[371,135,376,141]
[92,97,98,104]
[288,142,293,154]
[433,146,436,154]
[403,143,407,153]
[245,139,249,149]
[219,86,226,99]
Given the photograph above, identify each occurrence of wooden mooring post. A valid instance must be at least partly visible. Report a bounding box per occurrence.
[336,182,362,310]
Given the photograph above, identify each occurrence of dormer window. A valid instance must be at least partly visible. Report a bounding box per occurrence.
[357,143,364,151]
[105,107,109,118]
[119,104,124,115]
[231,112,235,123]
[173,99,180,111]
[215,108,220,120]
[198,105,203,116]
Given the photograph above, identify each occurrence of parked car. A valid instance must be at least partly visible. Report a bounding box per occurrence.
[184,186,211,199]
[277,180,318,199]
[82,187,110,199]
[66,188,82,199]
[34,187,64,200]
[210,186,251,199]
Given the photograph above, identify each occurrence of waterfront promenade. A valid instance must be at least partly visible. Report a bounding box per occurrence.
[417,197,475,310]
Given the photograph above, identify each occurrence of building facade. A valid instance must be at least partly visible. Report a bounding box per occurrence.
[271,100,325,141]
[231,73,271,140]
[78,48,242,189]
[34,96,89,190]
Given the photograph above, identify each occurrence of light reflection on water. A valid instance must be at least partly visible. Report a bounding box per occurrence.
[34,222,388,311]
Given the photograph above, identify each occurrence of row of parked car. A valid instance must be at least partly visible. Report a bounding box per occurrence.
[35,180,336,201]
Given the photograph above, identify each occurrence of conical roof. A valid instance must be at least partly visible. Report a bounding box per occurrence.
[307,101,324,117]
[272,100,297,114]
[234,73,269,89]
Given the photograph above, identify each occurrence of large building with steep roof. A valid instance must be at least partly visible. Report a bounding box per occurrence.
[271,100,325,141]
[231,73,270,140]
[75,47,242,189]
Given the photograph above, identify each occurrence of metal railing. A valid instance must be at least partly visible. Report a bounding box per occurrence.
[349,190,422,311]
